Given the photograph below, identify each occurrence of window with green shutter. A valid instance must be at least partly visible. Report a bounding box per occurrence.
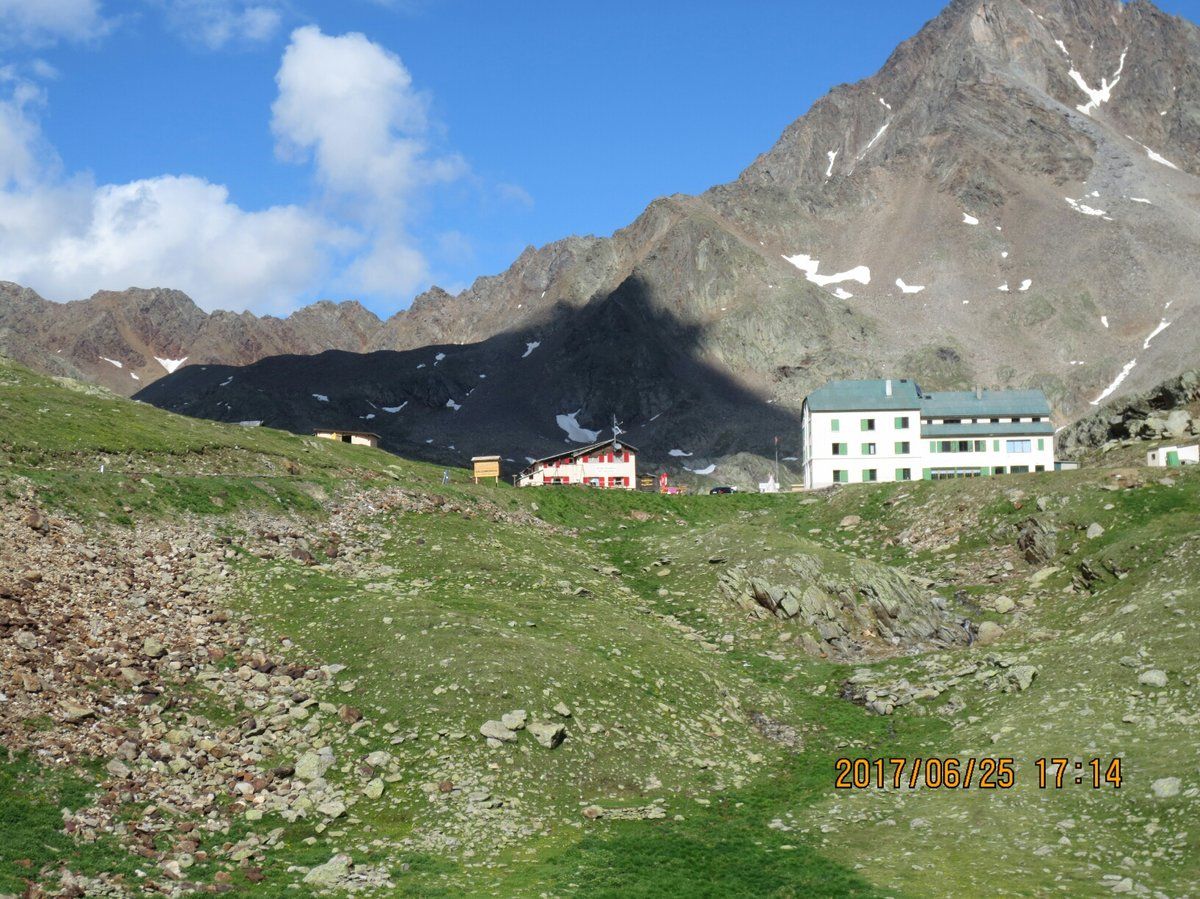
[861,418,876,432]
[1038,438,1045,451]
[993,440,1000,452]
[831,419,840,432]
[863,469,877,482]
[895,441,910,454]
[895,416,909,429]
[896,468,912,481]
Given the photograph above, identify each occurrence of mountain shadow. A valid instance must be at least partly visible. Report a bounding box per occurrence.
[134,275,805,483]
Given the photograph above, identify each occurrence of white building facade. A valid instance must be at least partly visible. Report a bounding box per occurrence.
[802,379,1055,489]
[517,439,637,489]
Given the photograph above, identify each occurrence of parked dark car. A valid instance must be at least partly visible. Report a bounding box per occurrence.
[709,486,736,495]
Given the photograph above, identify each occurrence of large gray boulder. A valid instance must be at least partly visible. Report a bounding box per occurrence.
[304,854,352,887]
[1165,409,1191,437]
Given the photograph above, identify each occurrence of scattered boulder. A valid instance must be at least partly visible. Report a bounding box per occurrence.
[303,854,352,887]
[976,621,1005,646]
[527,722,567,749]
[480,720,518,743]
[61,702,95,723]
[1138,669,1168,688]
[500,709,527,731]
[363,778,385,800]
[295,747,335,781]
[1151,777,1181,799]
[1086,523,1105,540]
[1016,517,1057,565]
[1164,409,1191,437]
[1007,665,1037,692]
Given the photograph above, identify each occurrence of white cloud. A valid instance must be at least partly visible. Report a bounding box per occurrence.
[0,0,109,46]
[0,77,351,313]
[271,26,470,301]
[0,24,493,313]
[0,68,47,185]
[159,0,283,50]
[273,26,466,207]
[0,174,352,313]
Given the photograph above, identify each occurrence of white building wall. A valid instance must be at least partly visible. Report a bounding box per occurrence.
[803,409,1055,488]
[518,455,637,489]
[804,407,920,488]
[923,435,1054,476]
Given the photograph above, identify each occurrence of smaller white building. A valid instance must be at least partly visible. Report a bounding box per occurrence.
[314,428,380,447]
[517,439,637,489]
[1147,444,1200,467]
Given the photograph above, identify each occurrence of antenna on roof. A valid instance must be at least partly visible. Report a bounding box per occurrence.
[611,414,624,439]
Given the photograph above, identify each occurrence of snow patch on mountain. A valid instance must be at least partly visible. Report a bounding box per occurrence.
[381,403,407,413]
[556,411,600,443]
[825,149,838,178]
[155,356,187,374]
[1065,197,1107,216]
[100,356,122,368]
[1019,279,1032,292]
[895,278,925,294]
[668,449,693,457]
[312,393,328,402]
[1069,47,1127,116]
[522,341,540,358]
[857,121,889,160]
[685,463,717,476]
[962,212,979,225]
[1143,319,1172,349]
[446,399,461,411]
[781,254,871,287]
[1091,359,1137,406]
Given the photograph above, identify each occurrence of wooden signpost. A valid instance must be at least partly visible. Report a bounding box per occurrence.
[471,456,501,484]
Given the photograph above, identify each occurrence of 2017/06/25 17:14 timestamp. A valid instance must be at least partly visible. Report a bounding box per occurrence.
[833,757,1123,790]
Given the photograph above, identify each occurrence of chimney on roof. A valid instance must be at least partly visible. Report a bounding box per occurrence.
[885,379,893,397]
[975,385,983,400]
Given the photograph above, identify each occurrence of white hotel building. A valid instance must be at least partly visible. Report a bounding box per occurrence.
[801,379,1055,489]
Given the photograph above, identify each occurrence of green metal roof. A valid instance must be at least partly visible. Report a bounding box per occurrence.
[922,422,1056,438]
[804,379,922,412]
[805,380,1052,419]
[918,388,1051,418]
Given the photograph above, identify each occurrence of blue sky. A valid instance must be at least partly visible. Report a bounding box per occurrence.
[1,0,1198,316]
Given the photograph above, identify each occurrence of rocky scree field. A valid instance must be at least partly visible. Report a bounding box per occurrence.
[0,356,1197,897]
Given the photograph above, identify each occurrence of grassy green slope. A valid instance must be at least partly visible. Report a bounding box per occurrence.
[1,356,1197,897]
